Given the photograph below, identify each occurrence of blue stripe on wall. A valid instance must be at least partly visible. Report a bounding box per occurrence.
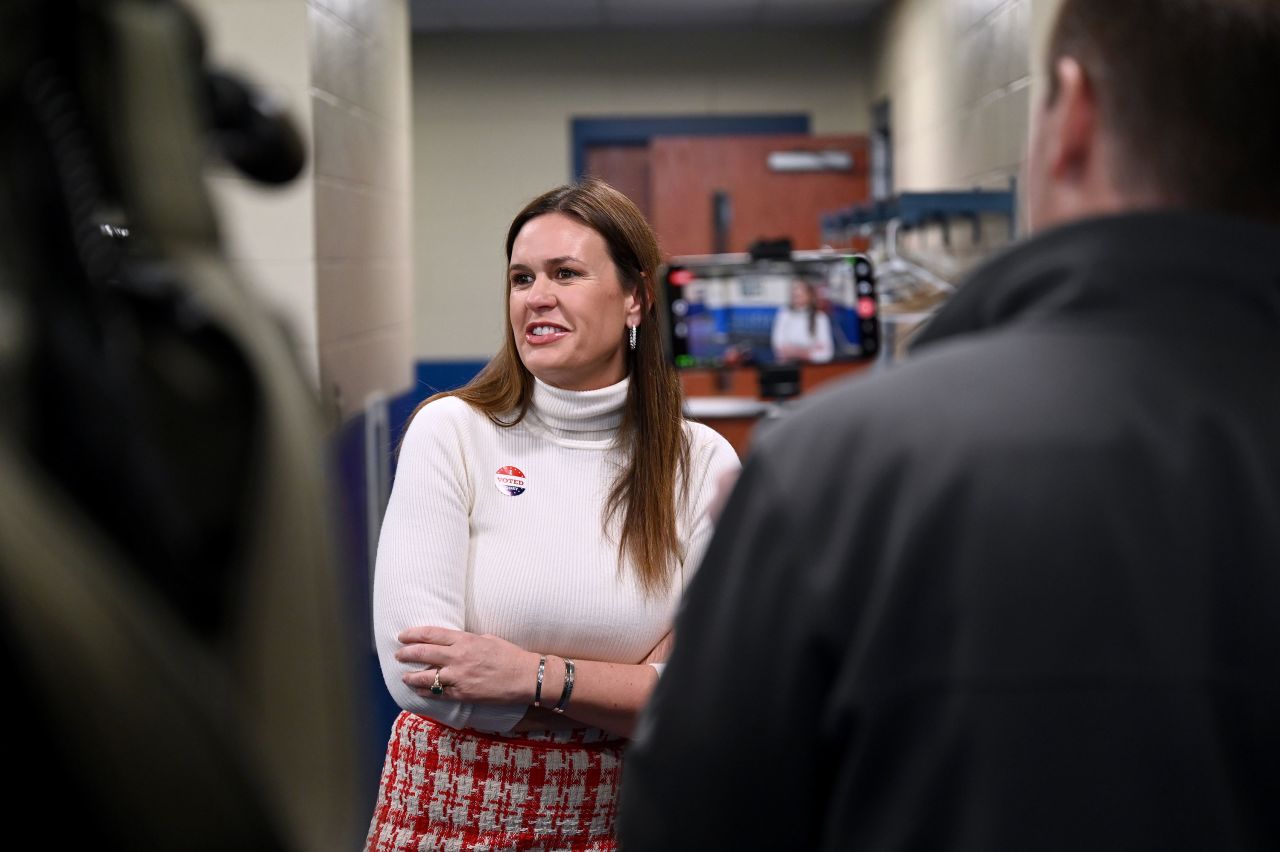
[342,359,487,776]
[414,359,489,398]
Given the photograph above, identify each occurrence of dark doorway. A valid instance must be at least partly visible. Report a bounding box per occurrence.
[871,98,893,201]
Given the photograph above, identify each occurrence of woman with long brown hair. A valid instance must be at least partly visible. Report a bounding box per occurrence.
[365,179,739,850]
[771,276,834,363]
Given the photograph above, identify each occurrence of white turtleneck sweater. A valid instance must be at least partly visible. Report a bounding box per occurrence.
[771,308,834,363]
[373,377,740,732]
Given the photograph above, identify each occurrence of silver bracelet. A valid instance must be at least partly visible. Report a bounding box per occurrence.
[533,655,547,707]
[552,658,575,714]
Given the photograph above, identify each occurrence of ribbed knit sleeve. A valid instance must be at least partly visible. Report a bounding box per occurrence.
[680,424,742,592]
[372,398,527,732]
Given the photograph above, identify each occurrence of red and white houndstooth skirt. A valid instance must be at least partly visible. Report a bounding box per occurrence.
[366,711,625,851]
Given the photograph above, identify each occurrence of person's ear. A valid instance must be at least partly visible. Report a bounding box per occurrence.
[625,275,646,326]
[1047,56,1099,184]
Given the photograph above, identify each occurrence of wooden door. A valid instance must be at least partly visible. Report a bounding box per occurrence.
[649,134,869,256]
[583,144,653,222]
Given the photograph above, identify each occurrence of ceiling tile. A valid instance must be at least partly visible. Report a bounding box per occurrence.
[412,0,887,32]
[758,0,882,26]
[605,0,760,7]
[414,0,605,31]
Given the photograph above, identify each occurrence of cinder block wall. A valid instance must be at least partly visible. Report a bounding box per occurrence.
[861,0,1065,277]
[310,0,414,418]
[187,0,414,419]
[866,0,1067,193]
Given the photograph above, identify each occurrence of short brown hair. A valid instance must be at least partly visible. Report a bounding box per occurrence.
[1046,0,1280,221]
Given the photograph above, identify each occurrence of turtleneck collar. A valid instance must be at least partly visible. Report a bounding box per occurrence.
[529,376,629,443]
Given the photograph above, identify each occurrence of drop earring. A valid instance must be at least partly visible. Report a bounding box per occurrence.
[629,324,638,350]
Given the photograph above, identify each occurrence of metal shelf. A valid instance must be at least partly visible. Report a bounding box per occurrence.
[822,183,1018,243]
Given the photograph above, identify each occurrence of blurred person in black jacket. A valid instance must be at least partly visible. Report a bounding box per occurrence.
[619,0,1280,849]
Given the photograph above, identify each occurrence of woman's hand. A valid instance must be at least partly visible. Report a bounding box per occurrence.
[396,626,539,704]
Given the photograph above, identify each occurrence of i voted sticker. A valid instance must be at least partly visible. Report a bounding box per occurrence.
[495,465,527,496]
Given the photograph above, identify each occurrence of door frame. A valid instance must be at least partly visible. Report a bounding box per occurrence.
[570,114,811,180]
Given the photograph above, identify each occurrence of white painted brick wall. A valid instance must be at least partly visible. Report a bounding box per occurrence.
[187,0,414,416]
[310,0,414,417]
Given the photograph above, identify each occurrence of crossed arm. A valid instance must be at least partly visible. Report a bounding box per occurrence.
[395,627,672,738]
[373,402,738,738]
